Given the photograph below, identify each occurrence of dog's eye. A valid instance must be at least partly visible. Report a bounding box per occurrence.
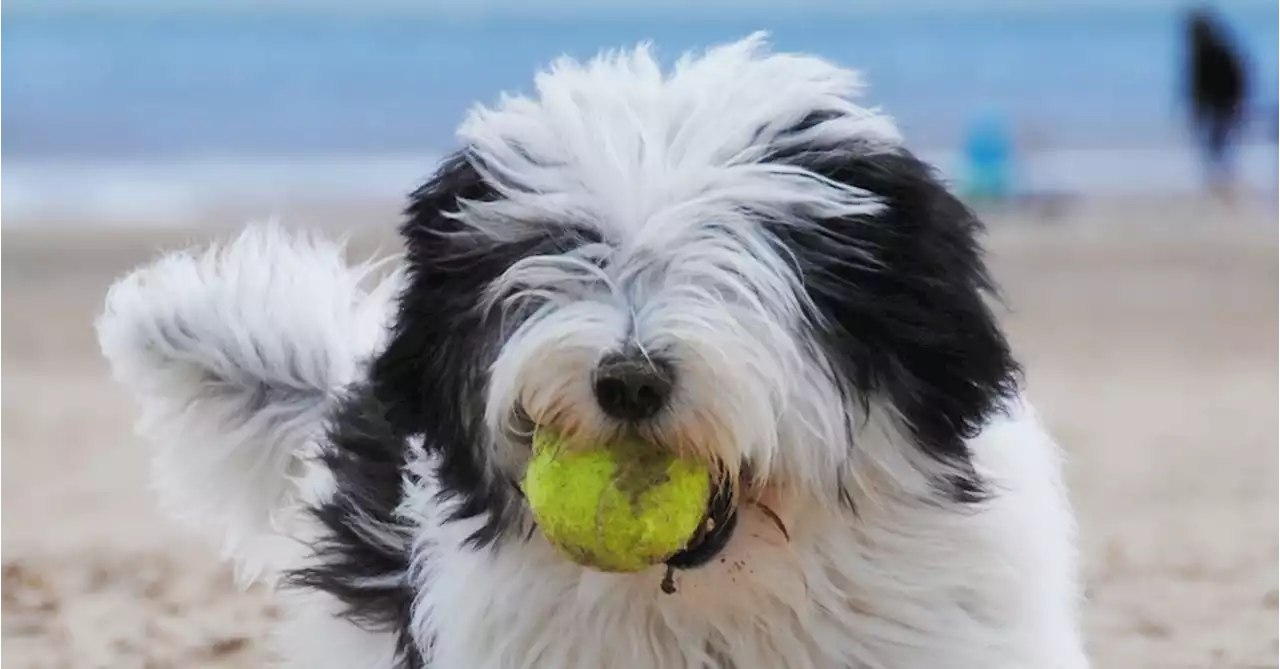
[548,226,611,267]
[575,242,613,268]
[562,225,605,249]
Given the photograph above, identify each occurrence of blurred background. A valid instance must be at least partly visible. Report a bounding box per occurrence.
[2,1,1277,667]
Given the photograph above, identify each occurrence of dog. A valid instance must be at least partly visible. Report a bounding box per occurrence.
[97,34,1089,669]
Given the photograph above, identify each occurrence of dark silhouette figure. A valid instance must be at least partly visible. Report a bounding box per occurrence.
[1185,8,1249,197]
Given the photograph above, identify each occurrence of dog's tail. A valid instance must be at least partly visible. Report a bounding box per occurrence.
[97,224,401,582]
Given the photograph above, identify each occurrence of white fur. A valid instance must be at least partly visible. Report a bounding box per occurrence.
[477,34,891,497]
[409,402,1087,669]
[274,461,406,669]
[97,224,402,581]
[273,587,403,669]
[99,35,1088,669]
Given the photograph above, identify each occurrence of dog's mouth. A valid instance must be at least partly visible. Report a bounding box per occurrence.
[665,468,792,568]
[663,477,739,570]
[510,409,792,581]
[510,412,744,573]
[511,474,740,578]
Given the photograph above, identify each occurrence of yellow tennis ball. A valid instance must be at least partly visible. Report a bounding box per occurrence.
[522,429,711,573]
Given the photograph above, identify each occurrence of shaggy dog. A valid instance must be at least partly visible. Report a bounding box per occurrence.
[97,34,1089,669]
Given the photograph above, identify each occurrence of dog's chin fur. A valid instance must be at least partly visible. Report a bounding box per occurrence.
[97,34,1089,669]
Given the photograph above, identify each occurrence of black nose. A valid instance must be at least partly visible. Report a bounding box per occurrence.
[593,352,673,421]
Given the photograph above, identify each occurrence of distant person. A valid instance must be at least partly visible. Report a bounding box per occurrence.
[1184,8,1249,200]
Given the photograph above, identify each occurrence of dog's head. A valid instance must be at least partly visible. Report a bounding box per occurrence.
[371,34,1018,574]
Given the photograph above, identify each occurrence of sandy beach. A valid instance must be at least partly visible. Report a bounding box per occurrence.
[2,196,1276,668]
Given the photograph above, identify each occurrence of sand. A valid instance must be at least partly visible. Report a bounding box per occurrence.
[2,196,1276,668]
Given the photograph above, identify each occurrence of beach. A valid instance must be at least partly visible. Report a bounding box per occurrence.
[2,196,1276,668]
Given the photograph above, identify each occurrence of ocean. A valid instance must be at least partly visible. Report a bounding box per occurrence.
[3,6,1277,221]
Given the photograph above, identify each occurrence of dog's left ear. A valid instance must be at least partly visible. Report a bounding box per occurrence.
[772,143,1020,501]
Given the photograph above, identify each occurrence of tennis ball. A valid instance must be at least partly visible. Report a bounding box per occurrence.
[522,429,711,573]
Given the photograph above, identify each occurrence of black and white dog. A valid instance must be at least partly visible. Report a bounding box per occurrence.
[98,34,1088,669]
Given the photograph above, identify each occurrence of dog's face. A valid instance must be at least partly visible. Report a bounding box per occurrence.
[371,35,1017,572]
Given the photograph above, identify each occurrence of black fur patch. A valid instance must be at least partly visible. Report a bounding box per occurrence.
[368,151,582,548]
[769,140,1020,501]
[286,390,425,669]
[288,151,602,666]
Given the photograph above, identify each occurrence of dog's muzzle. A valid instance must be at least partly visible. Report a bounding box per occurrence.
[588,349,738,569]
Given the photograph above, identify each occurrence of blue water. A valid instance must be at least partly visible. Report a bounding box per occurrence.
[4,7,1277,160]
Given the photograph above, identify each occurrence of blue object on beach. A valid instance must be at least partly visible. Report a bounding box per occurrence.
[963,115,1014,200]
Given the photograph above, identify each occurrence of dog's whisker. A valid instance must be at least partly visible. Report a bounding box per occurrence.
[750,500,791,543]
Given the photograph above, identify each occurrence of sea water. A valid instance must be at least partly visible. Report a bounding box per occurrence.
[3,5,1277,221]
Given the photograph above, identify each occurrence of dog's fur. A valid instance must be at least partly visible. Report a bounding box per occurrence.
[97,35,1089,669]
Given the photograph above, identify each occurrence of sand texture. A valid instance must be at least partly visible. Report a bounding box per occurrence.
[3,196,1276,668]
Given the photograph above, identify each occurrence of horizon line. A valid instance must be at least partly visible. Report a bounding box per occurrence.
[4,0,1274,20]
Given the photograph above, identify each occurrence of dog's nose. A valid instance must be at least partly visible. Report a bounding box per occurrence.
[593,352,673,422]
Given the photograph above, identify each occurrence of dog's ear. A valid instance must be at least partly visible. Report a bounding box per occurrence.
[369,151,495,433]
[364,151,528,546]
[772,143,1020,501]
